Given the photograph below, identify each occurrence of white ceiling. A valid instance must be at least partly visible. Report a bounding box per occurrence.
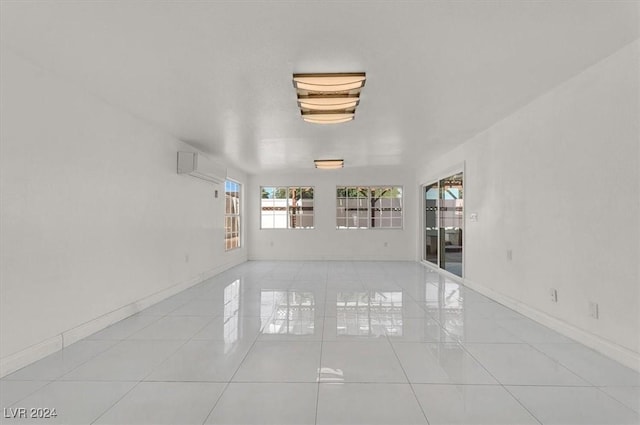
[1,1,638,173]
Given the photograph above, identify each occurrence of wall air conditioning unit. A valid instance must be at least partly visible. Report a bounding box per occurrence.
[177,151,226,184]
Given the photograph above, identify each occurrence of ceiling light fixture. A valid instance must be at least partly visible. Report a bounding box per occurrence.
[314,159,344,169]
[304,117,354,125]
[298,96,359,111]
[302,110,355,124]
[293,72,365,124]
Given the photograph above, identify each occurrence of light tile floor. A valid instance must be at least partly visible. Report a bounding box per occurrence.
[1,261,639,424]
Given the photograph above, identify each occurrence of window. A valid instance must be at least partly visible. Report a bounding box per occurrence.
[336,186,403,229]
[261,186,314,229]
[225,180,241,250]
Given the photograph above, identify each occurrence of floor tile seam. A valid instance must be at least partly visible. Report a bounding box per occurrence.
[491,322,542,345]
[234,379,413,384]
[506,384,629,389]
[142,380,323,384]
[252,339,324,345]
[315,270,329,425]
[3,380,57,409]
[139,314,216,378]
[88,312,166,340]
[108,378,609,386]
[597,385,640,389]
[256,337,324,342]
[458,341,544,425]
[407,382,592,387]
[592,385,640,413]
[453,340,541,344]
[90,325,204,425]
[177,314,226,342]
[201,322,263,425]
[150,296,193,316]
[127,297,189,335]
[384,331,431,425]
[122,312,218,342]
[505,384,640,419]
[89,379,141,425]
[525,342,600,386]
[120,337,213,341]
[1,378,57,382]
[34,339,122,383]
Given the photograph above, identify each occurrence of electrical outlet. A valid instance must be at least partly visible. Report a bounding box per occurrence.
[589,302,599,319]
[470,212,478,222]
[550,288,558,303]
[506,249,513,261]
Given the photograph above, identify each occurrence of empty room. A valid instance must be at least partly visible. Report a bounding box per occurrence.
[0,1,639,424]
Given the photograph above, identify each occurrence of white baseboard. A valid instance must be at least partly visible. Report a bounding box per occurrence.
[460,275,640,372]
[0,335,63,379]
[248,255,415,261]
[0,257,246,378]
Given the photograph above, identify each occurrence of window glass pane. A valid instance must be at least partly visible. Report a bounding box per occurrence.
[336,186,403,229]
[275,187,287,199]
[262,187,273,199]
[262,186,314,229]
[225,180,241,250]
[302,187,314,199]
[439,173,463,277]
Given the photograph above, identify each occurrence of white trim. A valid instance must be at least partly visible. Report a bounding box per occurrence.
[249,253,415,261]
[419,261,640,372]
[0,257,246,378]
[0,335,63,379]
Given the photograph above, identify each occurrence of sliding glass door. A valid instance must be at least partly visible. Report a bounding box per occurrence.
[423,172,464,277]
[424,183,439,265]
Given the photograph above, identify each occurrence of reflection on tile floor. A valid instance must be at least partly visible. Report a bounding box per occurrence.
[1,261,638,424]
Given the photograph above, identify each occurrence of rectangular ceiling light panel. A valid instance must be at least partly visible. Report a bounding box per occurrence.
[314,159,344,169]
[293,72,365,123]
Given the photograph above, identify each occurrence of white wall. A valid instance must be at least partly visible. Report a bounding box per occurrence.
[417,41,640,367]
[0,48,247,376]
[247,167,416,261]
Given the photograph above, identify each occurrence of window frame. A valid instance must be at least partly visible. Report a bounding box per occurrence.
[336,185,404,230]
[224,179,241,251]
[260,186,315,230]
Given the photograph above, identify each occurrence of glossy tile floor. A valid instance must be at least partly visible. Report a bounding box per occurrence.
[1,261,639,424]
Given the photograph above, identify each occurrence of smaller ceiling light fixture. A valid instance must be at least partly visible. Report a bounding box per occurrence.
[314,159,344,169]
[293,73,366,124]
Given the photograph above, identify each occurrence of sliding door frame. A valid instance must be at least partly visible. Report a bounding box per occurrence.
[419,162,466,279]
